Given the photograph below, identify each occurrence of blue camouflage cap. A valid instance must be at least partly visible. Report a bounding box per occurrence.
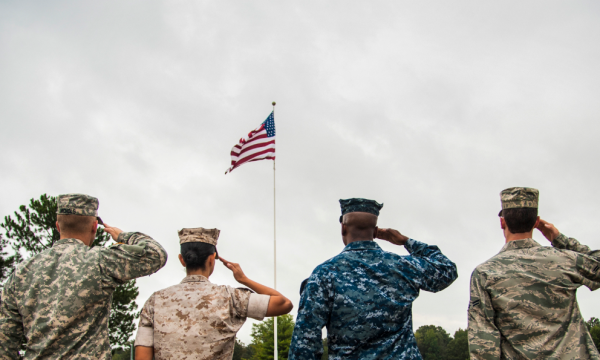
[339,198,384,217]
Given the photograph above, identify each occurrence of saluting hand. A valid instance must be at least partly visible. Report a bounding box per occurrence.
[376,228,409,246]
[102,224,123,241]
[219,257,249,284]
[536,219,560,243]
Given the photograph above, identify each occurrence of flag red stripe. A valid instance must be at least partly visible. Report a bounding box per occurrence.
[229,148,275,169]
[231,140,276,157]
[232,132,269,150]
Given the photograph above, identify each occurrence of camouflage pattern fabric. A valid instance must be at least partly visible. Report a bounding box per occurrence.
[56,193,100,217]
[500,187,539,210]
[0,232,168,359]
[178,227,220,246]
[339,198,383,216]
[288,239,458,360]
[134,275,269,360]
[468,234,600,359]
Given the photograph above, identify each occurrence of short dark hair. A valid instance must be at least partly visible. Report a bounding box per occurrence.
[502,208,538,233]
[57,214,96,235]
[180,242,216,271]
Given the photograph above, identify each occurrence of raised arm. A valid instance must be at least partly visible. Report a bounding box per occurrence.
[100,225,168,283]
[219,257,293,316]
[468,269,501,360]
[376,228,458,292]
[0,276,23,359]
[537,219,600,288]
[537,219,600,257]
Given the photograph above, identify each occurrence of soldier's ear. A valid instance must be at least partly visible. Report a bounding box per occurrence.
[500,217,506,230]
[178,254,186,267]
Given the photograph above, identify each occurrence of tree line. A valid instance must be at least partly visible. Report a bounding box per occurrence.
[235,317,600,360]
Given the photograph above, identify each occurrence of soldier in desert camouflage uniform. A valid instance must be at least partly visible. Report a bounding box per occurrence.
[469,187,600,359]
[0,193,168,359]
[288,198,458,360]
[134,227,293,360]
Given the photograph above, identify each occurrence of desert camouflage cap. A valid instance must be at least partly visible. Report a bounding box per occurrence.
[500,187,539,210]
[178,227,220,246]
[340,198,383,216]
[57,194,99,217]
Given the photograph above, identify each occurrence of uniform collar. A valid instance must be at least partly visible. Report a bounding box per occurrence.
[499,238,540,253]
[343,240,381,252]
[54,238,86,246]
[181,275,210,284]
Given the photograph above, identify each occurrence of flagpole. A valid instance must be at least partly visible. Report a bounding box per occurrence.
[272,101,278,360]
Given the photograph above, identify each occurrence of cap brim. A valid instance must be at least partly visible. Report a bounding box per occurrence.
[498,210,503,217]
[96,216,104,225]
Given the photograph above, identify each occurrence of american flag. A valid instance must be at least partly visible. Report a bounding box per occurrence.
[225,111,276,174]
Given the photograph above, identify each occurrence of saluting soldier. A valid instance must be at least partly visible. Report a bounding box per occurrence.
[469,187,600,359]
[288,198,458,359]
[134,227,293,360]
[0,194,168,359]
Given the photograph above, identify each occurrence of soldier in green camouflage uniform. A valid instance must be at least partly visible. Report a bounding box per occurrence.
[0,194,168,359]
[468,187,600,359]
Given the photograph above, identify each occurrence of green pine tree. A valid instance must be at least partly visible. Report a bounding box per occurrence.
[0,194,141,351]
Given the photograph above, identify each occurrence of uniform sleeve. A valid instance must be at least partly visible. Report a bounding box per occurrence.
[468,269,501,360]
[229,287,253,319]
[247,294,270,320]
[552,234,600,290]
[99,232,168,285]
[0,276,23,359]
[404,238,458,292]
[135,293,155,348]
[288,268,333,360]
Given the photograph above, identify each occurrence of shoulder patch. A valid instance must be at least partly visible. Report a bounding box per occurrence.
[471,299,481,307]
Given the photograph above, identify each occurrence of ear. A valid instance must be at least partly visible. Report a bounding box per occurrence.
[91,220,98,234]
[533,216,540,229]
[178,254,186,267]
[56,221,60,233]
[341,224,347,236]
[500,217,506,230]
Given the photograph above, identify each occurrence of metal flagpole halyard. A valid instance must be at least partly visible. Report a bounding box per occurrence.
[272,101,278,360]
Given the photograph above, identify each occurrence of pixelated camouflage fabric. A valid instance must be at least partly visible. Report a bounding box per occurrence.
[0,232,167,359]
[468,235,600,359]
[500,187,539,210]
[56,193,99,217]
[135,275,256,360]
[339,198,383,216]
[289,239,458,360]
[178,227,220,246]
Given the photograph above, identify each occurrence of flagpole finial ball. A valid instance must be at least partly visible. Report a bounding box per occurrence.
[272,102,276,106]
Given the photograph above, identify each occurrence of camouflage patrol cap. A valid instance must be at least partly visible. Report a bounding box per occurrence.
[500,187,539,210]
[57,194,100,217]
[340,198,383,216]
[178,227,220,246]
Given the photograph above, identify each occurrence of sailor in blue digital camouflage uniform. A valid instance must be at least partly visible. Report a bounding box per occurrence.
[288,198,458,360]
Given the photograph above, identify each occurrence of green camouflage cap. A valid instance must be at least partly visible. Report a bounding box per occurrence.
[57,194,100,218]
[500,187,539,210]
[178,227,220,246]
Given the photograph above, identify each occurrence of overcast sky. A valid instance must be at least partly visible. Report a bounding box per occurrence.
[1,0,600,345]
